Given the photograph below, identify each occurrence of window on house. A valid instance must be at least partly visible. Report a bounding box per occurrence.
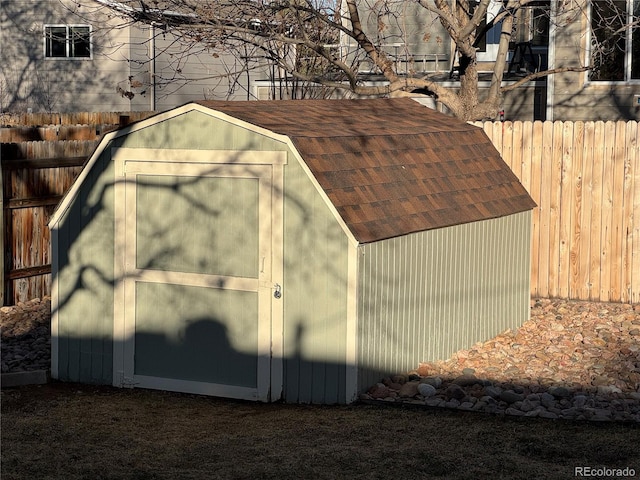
[513,3,550,46]
[590,0,640,81]
[44,25,91,59]
[473,1,550,60]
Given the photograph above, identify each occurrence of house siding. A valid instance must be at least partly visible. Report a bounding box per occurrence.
[356,211,532,390]
[0,1,270,113]
[0,0,135,113]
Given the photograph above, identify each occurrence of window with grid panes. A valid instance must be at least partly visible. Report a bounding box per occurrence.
[590,0,640,81]
[44,25,91,59]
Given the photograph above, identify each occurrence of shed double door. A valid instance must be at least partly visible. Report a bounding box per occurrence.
[114,149,284,401]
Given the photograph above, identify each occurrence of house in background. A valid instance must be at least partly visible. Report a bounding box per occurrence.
[549,0,640,121]
[336,0,551,120]
[0,0,273,113]
[3,0,640,120]
[338,0,640,121]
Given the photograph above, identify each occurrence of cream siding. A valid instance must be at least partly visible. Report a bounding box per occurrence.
[0,1,270,113]
[356,211,532,390]
[1,0,136,112]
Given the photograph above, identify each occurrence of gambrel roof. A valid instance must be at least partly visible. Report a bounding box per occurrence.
[197,97,536,243]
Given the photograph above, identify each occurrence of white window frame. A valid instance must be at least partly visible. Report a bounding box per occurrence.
[44,24,92,60]
[586,0,640,84]
[476,0,502,62]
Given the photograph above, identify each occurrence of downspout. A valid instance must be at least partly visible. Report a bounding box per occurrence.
[546,0,557,121]
[149,23,157,111]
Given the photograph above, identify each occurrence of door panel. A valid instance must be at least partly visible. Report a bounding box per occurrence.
[135,174,259,277]
[134,281,258,387]
[118,161,274,401]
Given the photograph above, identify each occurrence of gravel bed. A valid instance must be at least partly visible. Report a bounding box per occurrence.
[1,297,51,374]
[363,299,640,422]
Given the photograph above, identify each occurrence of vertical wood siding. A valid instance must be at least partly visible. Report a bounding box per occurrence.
[357,211,532,389]
[54,150,115,384]
[282,154,349,404]
[53,111,290,384]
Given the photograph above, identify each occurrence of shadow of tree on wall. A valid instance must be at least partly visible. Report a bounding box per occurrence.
[50,119,369,403]
[134,317,258,387]
[0,1,131,113]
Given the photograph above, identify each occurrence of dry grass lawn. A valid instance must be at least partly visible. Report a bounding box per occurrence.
[2,382,640,480]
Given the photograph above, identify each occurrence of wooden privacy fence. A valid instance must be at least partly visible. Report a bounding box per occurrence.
[0,111,155,305]
[1,116,639,305]
[475,120,640,304]
[1,141,95,305]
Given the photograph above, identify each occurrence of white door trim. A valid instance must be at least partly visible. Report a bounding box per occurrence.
[113,148,285,401]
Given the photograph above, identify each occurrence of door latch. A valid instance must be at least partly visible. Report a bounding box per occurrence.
[274,283,282,299]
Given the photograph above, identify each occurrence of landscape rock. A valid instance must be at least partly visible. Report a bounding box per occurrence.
[505,407,526,416]
[419,376,443,389]
[500,390,525,404]
[398,382,419,398]
[445,384,466,400]
[573,395,588,409]
[3,296,640,423]
[483,386,502,398]
[548,386,571,399]
[444,399,460,409]
[368,384,390,399]
[417,383,437,398]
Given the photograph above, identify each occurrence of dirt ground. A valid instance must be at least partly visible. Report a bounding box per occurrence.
[2,381,640,480]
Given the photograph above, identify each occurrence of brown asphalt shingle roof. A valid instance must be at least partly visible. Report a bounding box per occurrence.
[197,98,536,243]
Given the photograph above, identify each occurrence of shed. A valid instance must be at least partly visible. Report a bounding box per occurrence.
[49,98,536,404]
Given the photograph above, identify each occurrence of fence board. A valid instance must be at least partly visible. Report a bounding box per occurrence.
[511,121,523,182]
[1,143,89,304]
[558,121,573,299]
[610,122,627,301]
[588,122,604,300]
[502,121,514,172]
[600,122,616,301]
[573,122,595,299]
[631,122,640,303]
[529,121,544,298]
[621,121,634,302]
[569,121,584,300]
[547,121,563,298]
